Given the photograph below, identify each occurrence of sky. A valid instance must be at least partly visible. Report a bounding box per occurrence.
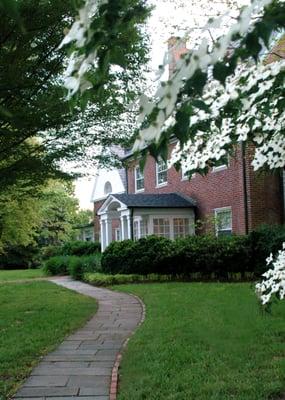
[74,0,249,209]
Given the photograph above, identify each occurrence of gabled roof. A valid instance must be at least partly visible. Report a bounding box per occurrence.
[112,193,196,208]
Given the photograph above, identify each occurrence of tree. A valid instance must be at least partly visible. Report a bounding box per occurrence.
[36,181,79,246]
[0,0,150,191]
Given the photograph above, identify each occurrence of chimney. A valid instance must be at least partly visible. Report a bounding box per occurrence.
[168,36,188,78]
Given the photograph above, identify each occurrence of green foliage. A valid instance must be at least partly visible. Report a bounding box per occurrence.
[68,254,102,280]
[248,224,285,274]
[60,240,101,256]
[42,240,101,260]
[83,272,175,286]
[0,244,40,270]
[101,239,137,274]
[101,235,252,278]
[44,253,102,278]
[37,181,79,246]
[43,256,70,275]
[101,236,175,275]
[0,189,42,254]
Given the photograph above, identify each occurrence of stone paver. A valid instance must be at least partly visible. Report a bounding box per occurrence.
[13,277,143,400]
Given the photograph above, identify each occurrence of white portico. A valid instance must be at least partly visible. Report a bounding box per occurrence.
[97,193,196,251]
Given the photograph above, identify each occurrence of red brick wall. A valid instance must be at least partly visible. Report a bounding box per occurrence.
[127,143,283,235]
[245,146,283,230]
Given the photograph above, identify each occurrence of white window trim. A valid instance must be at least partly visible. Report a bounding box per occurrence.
[214,206,232,236]
[212,164,228,172]
[155,159,168,187]
[135,166,144,193]
[212,156,230,172]
[150,215,193,239]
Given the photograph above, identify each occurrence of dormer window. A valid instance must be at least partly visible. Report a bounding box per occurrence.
[104,181,112,195]
[135,166,144,192]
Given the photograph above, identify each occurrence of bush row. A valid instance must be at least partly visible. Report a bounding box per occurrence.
[101,225,285,279]
[43,253,102,279]
[42,240,101,259]
[83,272,254,286]
[83,272,177,286]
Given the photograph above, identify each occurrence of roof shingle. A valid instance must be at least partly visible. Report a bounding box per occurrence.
[112,193,196,208]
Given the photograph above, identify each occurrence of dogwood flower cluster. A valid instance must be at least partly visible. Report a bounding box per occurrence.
[255,244,285,305]
[60,0,108,98]
[133,0,275,151]
[170,59,285,173]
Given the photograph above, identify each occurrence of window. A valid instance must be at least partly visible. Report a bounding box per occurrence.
[156,158,167,186]
[133,220,139,241]
[215,208,232,236]
[153,218,170,238]
[133,219,148,240]
[135,166,144,192]
[173,218,190,238]
[104,181,112,195]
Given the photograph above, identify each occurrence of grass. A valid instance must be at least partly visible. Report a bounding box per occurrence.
[116,282,285,400]
[0,268,46,282]
[0,281,97,399]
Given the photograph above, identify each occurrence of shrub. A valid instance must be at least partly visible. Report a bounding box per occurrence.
[101,240,137,274]
[61,240,101,256]
[248,224,285,275]
[83,272,175,286]
[101,234,251,279]
[0,244,40,270]
[42,241,101,261]
[68,254,102,280]
[43,256,69,275]
[101,236,175,275]
[173,235,251,278]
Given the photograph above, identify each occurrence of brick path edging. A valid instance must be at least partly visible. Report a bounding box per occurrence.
[109,293,146,400]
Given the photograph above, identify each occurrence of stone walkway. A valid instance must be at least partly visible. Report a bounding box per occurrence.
[13,277,143,400]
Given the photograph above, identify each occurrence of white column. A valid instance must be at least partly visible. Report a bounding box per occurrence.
[137,218,142,239]
[105,219,112,247]
[126,215,132,239]
[100,219,106,252]
[120,216,125,240]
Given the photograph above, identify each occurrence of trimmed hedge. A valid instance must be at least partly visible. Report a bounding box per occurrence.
[83,272,176,286]
[42,240,101,260]
[101,225,285,280]
[44,253,102,279]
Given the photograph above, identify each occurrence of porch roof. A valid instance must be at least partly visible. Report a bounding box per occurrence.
[111,192,196,208]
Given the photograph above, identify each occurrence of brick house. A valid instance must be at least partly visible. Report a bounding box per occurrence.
[93,36,284,251]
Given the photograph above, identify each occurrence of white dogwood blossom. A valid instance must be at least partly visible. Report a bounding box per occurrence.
[60,0,108,98]
[256,244,285,305]
[134,0,274,151]
[169,59,285,172]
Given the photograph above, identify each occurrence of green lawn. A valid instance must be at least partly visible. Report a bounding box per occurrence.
[0,268,46,282]
[116,283,285,400]
[0,281,97,399]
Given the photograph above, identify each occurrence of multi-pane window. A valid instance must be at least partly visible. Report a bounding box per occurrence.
[215,208,232,236]
[153,218,170,238]
[133,219,148,240]
[173,218,190,238]
[133,220,139,240]
[135,166,144,192]
[156,158,168,186]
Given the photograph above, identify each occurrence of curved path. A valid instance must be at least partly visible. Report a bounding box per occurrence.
[13,277,144,400]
